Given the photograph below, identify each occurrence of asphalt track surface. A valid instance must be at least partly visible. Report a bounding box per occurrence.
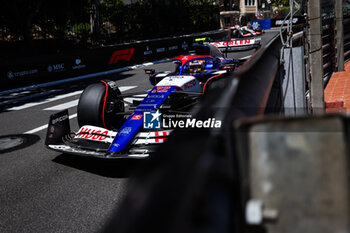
[0,30,278,233]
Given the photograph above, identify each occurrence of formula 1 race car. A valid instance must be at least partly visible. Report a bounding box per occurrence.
[45,44,239,159]
[230,25,264,38]
[209,25,262,52]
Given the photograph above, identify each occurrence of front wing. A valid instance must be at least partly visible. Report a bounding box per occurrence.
[45,110,171,159]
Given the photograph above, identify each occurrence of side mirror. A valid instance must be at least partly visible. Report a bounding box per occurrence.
[145,69,155,75]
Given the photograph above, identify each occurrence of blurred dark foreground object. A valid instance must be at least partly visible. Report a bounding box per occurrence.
[102,114,350,233]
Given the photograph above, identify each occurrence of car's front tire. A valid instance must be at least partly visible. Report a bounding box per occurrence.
[77,82,124,129]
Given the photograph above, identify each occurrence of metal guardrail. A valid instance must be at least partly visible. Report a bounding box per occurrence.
[102,31,285,233]
[291,13,350,87]
[344,15,350,61]
[322,13,350,85]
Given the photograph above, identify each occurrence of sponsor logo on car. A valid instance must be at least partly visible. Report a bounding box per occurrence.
[131,114,143,120]
[48,126,56,138]
[151,86,171,93]
[52,114,69,125]
[119,127,132,135]
[147,94,165,99]
[76,127,109,141]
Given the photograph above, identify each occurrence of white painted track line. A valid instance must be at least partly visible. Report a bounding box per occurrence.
[8,90,83,111]
[44,99,79,111]
[24,114,77,134]
[44,86,138,111]
[23,86,138,134]
[8,86,137,111]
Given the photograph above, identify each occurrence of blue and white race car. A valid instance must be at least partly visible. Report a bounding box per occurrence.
[45,45,239,158]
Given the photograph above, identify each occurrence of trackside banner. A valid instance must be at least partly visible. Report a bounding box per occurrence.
[249,17,305,31]
[0,30,226,91]
[249,19,271,30]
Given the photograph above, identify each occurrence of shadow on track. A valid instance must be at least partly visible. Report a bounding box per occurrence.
[52,154,147,178]
[0,134,40,154]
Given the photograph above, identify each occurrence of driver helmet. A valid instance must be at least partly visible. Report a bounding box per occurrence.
[188,60,206,73]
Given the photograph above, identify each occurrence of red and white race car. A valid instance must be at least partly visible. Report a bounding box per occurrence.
[209,25,262,52]
[230,25,264,38]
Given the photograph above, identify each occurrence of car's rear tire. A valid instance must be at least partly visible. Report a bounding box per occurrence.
[77,82,124,129]
[203,75,231,96]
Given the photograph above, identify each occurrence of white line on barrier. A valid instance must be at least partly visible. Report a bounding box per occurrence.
[24,114,77,134]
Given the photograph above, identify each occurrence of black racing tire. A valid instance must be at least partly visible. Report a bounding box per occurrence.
[77,83,106,128]
[203,75,230,96]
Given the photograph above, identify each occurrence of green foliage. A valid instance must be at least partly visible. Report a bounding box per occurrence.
[269,0,289,7]
[70,22,90,35]
[0,0,89,41]
[270,0,301,7]
[0,0,220,46]
[105,0,220,42]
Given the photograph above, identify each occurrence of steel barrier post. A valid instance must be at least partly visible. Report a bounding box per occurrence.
[308,0,325,114]
[335,0,344,71]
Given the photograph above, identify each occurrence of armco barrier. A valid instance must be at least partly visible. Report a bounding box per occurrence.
[0,30,226,91]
